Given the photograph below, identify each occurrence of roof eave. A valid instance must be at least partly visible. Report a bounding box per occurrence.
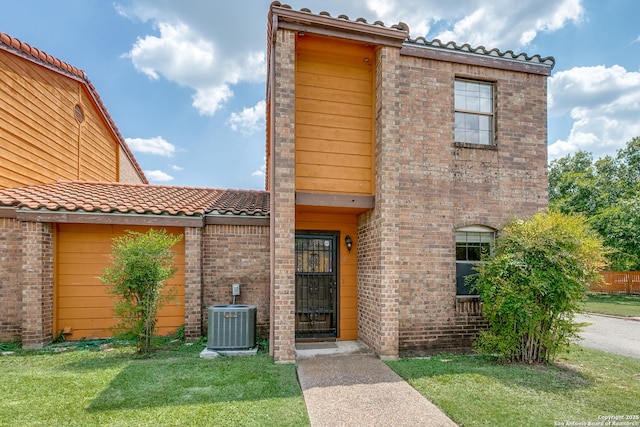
[14,208,204,227]
[271,3,408,47]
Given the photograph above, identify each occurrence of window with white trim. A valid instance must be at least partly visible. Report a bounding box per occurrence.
[456,225,496,295]
[454,79,494,145]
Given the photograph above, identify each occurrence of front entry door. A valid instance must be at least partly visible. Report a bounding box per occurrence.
[295,233,338,339]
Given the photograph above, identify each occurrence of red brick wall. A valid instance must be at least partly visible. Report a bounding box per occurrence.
[184,227,202,339]
[0,217,22,341]
[357,46,548,357]
[21,221,54,348]
[355,45,404,359]
[389,53,548,355]
[202,224,270,337]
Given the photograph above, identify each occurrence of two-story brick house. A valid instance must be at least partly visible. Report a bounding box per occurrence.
[266,3,553,361]
[0,3,553,363]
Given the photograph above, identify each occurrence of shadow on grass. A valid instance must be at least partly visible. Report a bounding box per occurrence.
[77,352,301,412]
[388,352,594,394]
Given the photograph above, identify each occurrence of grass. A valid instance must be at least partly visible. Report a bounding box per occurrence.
[0,338,309,427]
[583,293,640,317]
[388,345,640,427]
[4,336,640,427]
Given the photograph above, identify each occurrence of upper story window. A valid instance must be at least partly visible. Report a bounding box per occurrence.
[454,79,494,145]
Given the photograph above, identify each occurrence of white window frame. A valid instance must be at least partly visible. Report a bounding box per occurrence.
[454,79,495,146]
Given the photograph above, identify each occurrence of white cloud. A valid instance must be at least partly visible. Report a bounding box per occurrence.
[191,84,233,116]
[118,0,582,120]
[171,165,184,171]
[144,170,174,182]
[127,22,215,84]
[432,0,583,49]
[120,2,265,116]
[228,100,266,136]
[252,157,266,177]
[125,136,176,157]
[548,65,640,160]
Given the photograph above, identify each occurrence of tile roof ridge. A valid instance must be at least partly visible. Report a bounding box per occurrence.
[407,36,555,68]
[272,2,410,34]
[0,32,148,184]
[60,180,268,194]
[0,180,270,216]
[269,4,553,68]
[0,32,85,79]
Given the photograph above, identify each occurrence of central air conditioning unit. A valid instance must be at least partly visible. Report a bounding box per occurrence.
[207,305,257,350]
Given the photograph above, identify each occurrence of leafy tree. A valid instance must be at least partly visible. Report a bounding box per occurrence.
[100,229,183,355]
[548,136,640,270]
[473,211,606,364]
[591,199,640,270]
[548,150,597,216]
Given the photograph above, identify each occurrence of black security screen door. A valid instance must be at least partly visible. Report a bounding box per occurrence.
[295,233,338,339]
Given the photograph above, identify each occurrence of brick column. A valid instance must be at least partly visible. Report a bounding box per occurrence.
[374,45,401,359]
[269,28,296,362]
[21,221,53,349]
[0,217,22,341]
[183,226,202,339]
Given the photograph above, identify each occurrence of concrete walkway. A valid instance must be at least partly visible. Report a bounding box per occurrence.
[576,313,640,358]
[296,344,457,427]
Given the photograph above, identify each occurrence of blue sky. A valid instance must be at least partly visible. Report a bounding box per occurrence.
[2,0,639,189]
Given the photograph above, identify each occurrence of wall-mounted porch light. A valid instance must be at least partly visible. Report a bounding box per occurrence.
[345,235,353,253]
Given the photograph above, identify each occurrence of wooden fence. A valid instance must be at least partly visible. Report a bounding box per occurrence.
[591,271,640,294]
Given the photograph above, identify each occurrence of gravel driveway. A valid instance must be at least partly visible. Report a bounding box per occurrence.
[575,313,640,358]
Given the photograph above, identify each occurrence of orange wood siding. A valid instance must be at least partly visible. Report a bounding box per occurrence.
[55,224,185,340]
[296,208,358,340]
[295,35,374,195]
[0,51,118,189]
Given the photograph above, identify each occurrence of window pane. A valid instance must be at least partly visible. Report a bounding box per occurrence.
[467,94,480,111]
[454,80,494,144]
[467,245,482,261]
[455,231,495,261]
[478,129,491,145]
[479,96,492,113]
[479,84,492,96]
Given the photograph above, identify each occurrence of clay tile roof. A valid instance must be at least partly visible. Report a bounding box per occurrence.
[0,181,269,217]
[0,32,148,184]
[406,37,555,68]
[272,3,553,68]
[273,2,409,33]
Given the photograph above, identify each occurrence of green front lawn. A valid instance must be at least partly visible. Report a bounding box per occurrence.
[4,336,640,427]
[388,346,640,427]
[0,339,309,427]
[583,293,640,317]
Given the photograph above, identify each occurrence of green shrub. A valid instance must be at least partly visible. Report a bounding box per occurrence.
[100,229,183,356]
[473,211,606,363]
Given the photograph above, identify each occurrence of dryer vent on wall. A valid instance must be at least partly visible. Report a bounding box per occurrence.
[207,305,256,350]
